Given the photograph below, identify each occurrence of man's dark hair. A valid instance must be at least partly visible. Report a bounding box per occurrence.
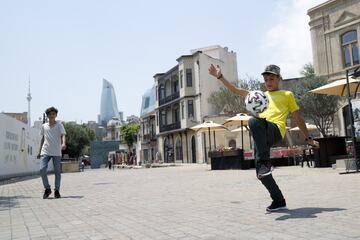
[45,106,58,115]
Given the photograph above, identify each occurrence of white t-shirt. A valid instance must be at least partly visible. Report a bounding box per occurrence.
[40,121,66,156]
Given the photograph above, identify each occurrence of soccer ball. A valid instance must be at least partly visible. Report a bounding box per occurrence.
[245,90,269,115]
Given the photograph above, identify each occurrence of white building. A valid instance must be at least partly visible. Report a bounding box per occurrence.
[0,113,47,180]
[154,45,238,163]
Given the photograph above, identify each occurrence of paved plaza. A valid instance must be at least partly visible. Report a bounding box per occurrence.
[0,164,359,240]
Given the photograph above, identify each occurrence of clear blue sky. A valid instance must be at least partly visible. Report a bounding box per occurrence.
[0,0,324,123]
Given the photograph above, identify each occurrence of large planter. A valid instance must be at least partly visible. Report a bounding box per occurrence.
[313,137,347,167]
[209,149,249,170]
[61,162,80,172]
[61,158,80,173]
[208,149,242,158]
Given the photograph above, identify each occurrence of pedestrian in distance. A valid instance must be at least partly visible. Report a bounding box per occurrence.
[209,64,319,212]
[112,154,115,170]
[37,107,66,199]
[108,156,112,170]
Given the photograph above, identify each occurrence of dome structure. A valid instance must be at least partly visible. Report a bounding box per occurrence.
[107,117,122,127]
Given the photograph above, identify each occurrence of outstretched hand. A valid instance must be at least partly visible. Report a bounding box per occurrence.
[208,64,222,79]
[61,144,67,151]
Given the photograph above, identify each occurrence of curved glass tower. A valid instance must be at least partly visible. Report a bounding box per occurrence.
[99,79,120,126]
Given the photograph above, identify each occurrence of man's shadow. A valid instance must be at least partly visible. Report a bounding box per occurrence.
[0,195,31,210]
[272,207,346,221]
[47,196,84,199]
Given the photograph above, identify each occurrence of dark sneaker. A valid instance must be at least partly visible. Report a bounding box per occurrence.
[54,190,61,199]
[266,199,287,212]
[43,188,51,199]
[257,163,274,179]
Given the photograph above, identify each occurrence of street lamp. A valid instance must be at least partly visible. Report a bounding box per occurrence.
[345,67,360,171]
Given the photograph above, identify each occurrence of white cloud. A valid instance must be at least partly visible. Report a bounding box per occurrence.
[261,0,324,78]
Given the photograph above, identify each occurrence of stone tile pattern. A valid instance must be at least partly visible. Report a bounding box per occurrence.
[0,165,359,240]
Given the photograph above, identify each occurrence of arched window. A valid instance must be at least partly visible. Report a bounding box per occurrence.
[175,137,183,161]
[342,31,359,68]
[228,139,236,149]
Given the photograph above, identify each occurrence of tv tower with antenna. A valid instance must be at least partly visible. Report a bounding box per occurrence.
[27,76,32,127]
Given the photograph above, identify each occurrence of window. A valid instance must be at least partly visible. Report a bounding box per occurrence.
[151,123,155,137]
[156,111,159,126]
[144,97,150,109]
[164,81,169,96]
[143,149,149,162]
[161,110,166,126]
[159,84,165,99]
[179,70,183,88]
[175,138,183,161]
[173,107,180,123]
[228,139,236,149]
[186,69,192,87]
[181,101,184,119]
[188,100,194,118]
[173,77,179,93]
[342,31,359,68]
[151,148,155,161]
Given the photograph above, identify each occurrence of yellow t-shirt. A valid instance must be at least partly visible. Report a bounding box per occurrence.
[259,90,299,138]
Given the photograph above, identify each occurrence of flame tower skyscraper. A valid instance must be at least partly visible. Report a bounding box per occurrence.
[98,79,120,126]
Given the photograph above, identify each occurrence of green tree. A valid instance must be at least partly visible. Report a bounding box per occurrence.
[63,123,95,158]
[120,123,140,150]
[208,76,265,115]
[291,63,340,137]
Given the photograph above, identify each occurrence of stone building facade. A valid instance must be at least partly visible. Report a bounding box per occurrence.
[308,0,360,135]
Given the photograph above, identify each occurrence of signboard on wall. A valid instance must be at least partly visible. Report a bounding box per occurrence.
[351,99,360,140]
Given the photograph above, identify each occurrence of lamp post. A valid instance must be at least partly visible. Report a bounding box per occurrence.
[346,68,360,171]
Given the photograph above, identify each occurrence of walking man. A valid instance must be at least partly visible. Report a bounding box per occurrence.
[37,107,66,199]
[209,64,319,212]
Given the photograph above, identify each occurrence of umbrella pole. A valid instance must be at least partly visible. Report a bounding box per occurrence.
[208,127,211,152]
[213,131,216,149]
[241,121,244,150]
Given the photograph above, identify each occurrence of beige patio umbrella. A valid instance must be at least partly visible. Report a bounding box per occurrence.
[223,113,252,126]
[231,126,249,132]
[290,123,318,132]
[224,113,252,150]
[309,77,360,96]
[191,121,228,151]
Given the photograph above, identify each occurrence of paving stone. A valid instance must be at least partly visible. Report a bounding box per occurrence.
[0,165,359,239]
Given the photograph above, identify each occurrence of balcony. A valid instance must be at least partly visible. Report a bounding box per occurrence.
[142,133,157,143]
[159,122,181,133]
[159,92,180,106]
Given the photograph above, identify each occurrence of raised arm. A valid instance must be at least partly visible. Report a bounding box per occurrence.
[208,64,249,97]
